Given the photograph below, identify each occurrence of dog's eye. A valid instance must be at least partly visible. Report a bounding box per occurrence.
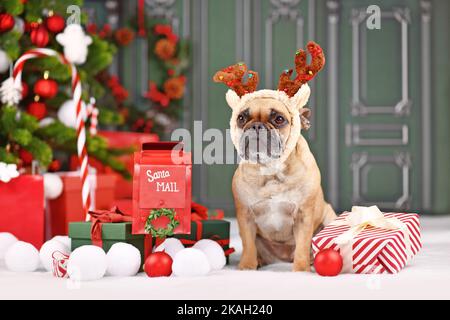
[238,115,245,122]
[274,116,285,125]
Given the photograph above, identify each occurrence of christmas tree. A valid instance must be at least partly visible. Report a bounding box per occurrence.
[0,0,133,177]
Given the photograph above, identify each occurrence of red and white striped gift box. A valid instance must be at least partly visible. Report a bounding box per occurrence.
[312,211,422,274]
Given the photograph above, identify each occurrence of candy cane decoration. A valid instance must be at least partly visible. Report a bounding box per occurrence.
[2,48,92,219]
[86,97,99,136]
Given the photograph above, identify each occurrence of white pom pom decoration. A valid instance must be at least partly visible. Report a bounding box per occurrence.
[106,243,141,277]
[57,100,86,128]
[4,241,40,272]
[51,236,71,249]
[0,232,18,259]
[43,173,64,200]
[67,246,107,281]
[56,24,92,65]
[154,238,185,260]
[172,248,211,277]
[39,239,70,272]
[193,239,226,271]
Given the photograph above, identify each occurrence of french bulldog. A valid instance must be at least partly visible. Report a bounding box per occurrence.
[213,42,336,271]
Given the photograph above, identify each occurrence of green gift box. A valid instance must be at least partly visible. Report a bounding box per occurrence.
[69,222,149,264]
[173,219,234,262]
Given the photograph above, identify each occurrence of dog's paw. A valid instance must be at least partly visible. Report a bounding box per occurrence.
[292,261,311,272]
[238,259,258,270]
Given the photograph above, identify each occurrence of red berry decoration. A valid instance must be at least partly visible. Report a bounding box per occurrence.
[144,251,173,277]
[34,78,58,99]
[30,25,49,47]
[27,101,47,120]
[45,14,65,33]
[314,248,343,277]
[48,159,61,172]
[19,149,33,165]
[0,13,15,33]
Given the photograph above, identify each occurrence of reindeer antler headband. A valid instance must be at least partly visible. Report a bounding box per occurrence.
[213,41,325,98]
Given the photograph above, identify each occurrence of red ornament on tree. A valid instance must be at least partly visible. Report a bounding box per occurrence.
[314,248,343,277]
[34,78,58,99]
[19,149,33,165]
[45,14,65,33]
[144,251,173,277]
[27,101,47,120]
[30,25,49,47]
[0,13,15,33]
[21,82,29,98]
[48,159,61,172]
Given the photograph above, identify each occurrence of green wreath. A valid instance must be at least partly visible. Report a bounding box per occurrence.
[144,208,179,238]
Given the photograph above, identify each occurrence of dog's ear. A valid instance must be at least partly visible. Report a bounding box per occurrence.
[290,83,310,111]
[225,89,241,109]
[300,108,311,130]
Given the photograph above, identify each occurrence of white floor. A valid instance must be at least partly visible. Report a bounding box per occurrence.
[1,216,450,300]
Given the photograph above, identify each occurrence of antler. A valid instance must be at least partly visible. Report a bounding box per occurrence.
[213,63,259,97]
[277,41,325,97]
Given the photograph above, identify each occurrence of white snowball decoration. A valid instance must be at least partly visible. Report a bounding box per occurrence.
[154,238,185,260]
[4,241,40,272]
[39,239,70,272]
[51,236,71,250]
[57,100,86,128]
[0,232,18,259]
[0,77,21,106]
[67,245,107,281]
[56,24,92,65]
[193,239,226,271]
[106,243,141,277]
[0,49,11,74]
[43,173,64,200]
[172,248,211,277]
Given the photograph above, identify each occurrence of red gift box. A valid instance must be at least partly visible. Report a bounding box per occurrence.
[0,175,45,249]
[48,172,116,237]
[132,142,191,235]
[312,206,422,274]
[70,131,159,199]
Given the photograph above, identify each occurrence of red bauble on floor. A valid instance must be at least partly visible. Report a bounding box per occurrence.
[144,251,173,277]
[314,248,343,276]
[34,78,58,99]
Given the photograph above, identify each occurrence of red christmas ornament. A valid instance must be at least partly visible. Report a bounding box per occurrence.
[27,101,47,120]
[30,25,49,47]
[34,78,58,99]
[48,159,61,172]
[45,14,65,33]
[19,149,33,165]
[21,82,29,98]
[144,251,173,277]
[0,13,15,33]
[314,248,343,277]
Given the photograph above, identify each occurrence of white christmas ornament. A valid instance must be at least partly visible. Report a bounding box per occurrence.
[57,99,86,128]
[13,17,25,35]
[5,241,40,272]
[39,239,70,272]
[193,239,226,271]
[67,245,107,281]
[51,236,71,249]
[0,232,18,259]
[172,248,211,277]
[106,243,141,277]
[154,238,184,260]
[0,49,11,74]
[0,77,22,106]
[56,24,92,65]
[39,117,55,127]
[0,162,20,183]
[43,173,63,199]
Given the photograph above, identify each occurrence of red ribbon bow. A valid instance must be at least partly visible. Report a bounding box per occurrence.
[88,206,132,247]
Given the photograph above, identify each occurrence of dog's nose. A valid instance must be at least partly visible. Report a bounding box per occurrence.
[250,122,266,133]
